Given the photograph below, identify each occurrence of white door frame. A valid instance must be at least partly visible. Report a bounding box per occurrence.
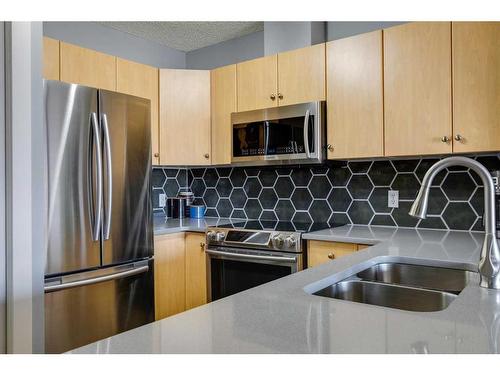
[3,21,45,354]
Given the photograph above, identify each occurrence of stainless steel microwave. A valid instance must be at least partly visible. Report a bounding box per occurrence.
[231,101,326,166]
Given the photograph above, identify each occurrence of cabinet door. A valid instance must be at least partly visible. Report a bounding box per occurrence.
[185,233,208,310]
[452,22,500,153]
[237,55,278,111]
[154,233,185,320]
[43,37,60,80]
[384,22,452,156]
[116,58,160,165]
[211,64,236,165]
[159,69,211,166]
[277,43,326,106]
[60,42,116,91]
[307,241,358,268]
[327,31,383,159]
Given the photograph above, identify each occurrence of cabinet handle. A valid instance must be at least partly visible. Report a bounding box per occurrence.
[270,94,276,100]
[454,134,463,142]
[200,242,205,251]
[154,152,159,158]
[327,144,334,152]
[328,252,335,260]
[441,136,451,143]
[204,153,210,159]
[278,93,283,100]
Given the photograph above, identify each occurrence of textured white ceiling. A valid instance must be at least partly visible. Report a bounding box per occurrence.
[99,22,264,52]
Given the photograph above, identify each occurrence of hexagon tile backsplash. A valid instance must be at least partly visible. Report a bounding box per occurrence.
[152,154,500,231]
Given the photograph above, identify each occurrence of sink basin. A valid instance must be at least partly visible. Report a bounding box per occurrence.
[314,280,457,312]
[356,263,475,294]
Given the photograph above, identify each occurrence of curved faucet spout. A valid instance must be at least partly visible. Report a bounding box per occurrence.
[409,156,500,289]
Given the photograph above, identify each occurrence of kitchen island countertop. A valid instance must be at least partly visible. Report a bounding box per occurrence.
[71,224,500,354]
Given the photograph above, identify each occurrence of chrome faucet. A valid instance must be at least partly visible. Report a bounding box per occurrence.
[409,156,500,290]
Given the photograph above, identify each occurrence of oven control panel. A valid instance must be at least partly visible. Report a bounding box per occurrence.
[206,228,302,253]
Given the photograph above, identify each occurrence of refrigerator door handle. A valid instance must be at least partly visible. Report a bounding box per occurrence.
[44,262,149,293]
[101,113,112,240]
[89,112,103,242]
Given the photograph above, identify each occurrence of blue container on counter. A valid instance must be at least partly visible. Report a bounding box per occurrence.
[190,205,205,219]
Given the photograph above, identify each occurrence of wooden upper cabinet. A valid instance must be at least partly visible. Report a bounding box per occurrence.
[211,64,237,165]
[43,37,60,80]
[185,233,208,310]
[384,22,452,157]
[116,58,160,165]
[159,69,211,166]
[237,54,278,112]
[452,22,500,153]
[327,31,383,159]
[277,43,326,106]
[154,233,186,320]
[60,42,116,91]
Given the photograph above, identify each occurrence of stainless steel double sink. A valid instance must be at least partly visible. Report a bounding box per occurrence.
[313,263,476,312]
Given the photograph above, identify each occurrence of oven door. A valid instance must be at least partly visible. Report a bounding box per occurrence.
[231,101,325,166]
[206,246,303,301]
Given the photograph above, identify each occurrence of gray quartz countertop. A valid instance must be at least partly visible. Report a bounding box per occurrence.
[72,225,500,354]
[153,214,240,235]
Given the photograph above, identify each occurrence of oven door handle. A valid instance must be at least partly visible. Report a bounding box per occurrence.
[205,249,297,263]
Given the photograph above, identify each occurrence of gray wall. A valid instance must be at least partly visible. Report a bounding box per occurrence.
[264,22,326,55]
[186,22,405,70]
[327,22,406,41]
[186,31,264,70]
[43,22,186,68]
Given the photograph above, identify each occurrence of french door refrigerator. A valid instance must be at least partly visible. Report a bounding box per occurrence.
[43,80,154,353]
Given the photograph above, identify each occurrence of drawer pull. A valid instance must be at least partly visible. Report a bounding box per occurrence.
[328,252,335,260]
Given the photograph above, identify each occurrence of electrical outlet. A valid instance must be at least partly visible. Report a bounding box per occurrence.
[388,190,399,208]
[158,193,167,208]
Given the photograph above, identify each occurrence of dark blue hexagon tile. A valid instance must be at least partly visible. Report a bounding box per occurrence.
[391,174,420,200]
[327,162,351,187]
[229,188,247,209]
[291,188,313,210]
[347,175,373,199]
[275,200,295,221]
[308,175,332,199]
[442,172,477,201]
[309,200,332,223]
[291,169,312,187]
[216,199,233,218]
[368,161,396,186]
[347,201,373,225]
[244,199,262,219]
[328,188,352,212]
[243,177,262,198]
[442,202,477,230]
[215,178,232,198]
[259,188,278,209]
[259,169,278,187]
[152,168,166,188]
[230,169,246,187]
[275,176,294,199]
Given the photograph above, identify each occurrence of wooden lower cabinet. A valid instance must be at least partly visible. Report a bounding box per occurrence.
[307,240,369,268]
[185,233,208,310]
[154,232,186,320]
[154,232,208,321]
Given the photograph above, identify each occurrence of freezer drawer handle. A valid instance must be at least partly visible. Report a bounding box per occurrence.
[44,265,149,293]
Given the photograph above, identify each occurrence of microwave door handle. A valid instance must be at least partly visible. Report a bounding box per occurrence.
[101,113,112,240]
[264,121,270,155]
[89,112,103,242]
[303,109,311,157]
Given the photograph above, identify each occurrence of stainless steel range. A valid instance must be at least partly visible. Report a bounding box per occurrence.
[205,221,331,301]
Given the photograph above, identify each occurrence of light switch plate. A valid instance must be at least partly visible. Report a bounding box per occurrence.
[388,190,399,208]
[159,193,167,208]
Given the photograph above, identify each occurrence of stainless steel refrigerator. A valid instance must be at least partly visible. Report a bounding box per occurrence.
[43,80,154,353]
